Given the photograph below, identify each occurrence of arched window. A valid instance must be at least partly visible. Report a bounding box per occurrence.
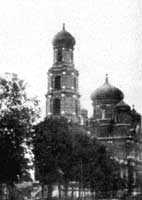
[57,49,62,62]
[74,77,77,89]
[53,98,60,114]
[54,76,61,90]
[75,100,78,115]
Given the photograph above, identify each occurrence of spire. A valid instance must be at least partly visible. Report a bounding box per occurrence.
[62,23,65,31]
[105,73,109,84]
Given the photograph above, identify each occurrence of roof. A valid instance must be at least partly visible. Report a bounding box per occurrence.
[115,100,130,111]
[91,75,124,103]
[52,24,75,49]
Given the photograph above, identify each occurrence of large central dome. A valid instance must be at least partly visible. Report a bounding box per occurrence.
[91,75,124,103]
[53,24,75,49]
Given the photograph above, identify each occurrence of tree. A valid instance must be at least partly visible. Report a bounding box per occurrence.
[67,127,126,199]
[33,117,73,200]
[0,73,39,199]
[82,138,126,198]
[33,117,126,199]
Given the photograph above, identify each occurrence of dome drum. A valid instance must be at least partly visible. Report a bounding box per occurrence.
[93,98,123,105]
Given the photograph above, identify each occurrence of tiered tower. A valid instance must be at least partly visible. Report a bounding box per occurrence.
[46,24,80,123]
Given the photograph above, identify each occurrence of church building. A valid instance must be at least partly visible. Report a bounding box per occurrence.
[90,74,142,193]
[46,25,142,194]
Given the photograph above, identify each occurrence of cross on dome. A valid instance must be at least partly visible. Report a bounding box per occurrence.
[105,73,109,84]
[62,23,65,31]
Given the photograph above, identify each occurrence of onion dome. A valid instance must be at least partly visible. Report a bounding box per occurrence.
[53,24,75,49]
[115,100,130,111]
[91,74,124,103]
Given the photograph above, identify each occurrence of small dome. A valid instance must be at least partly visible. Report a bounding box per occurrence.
[115,100,130,111]
[53,24,75,49]
[91,75,124,103]
[131,105,141,120]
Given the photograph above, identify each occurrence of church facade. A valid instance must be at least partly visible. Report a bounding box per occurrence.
[46,25,142,195]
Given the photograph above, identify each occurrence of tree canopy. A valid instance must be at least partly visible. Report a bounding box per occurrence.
[33,117,126,199]
[0,73,39,185]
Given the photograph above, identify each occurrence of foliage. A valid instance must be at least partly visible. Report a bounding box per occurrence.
[33,117,126,198]
[0,73,39,185]
[33,117,72,185]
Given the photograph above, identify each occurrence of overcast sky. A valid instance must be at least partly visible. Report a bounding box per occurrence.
[0,0,142,117]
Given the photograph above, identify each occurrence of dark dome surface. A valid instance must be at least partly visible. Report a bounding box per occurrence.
[53,24,75,49]
[91,75,124,103]
[131,106,141,120]
[115,100,130,111]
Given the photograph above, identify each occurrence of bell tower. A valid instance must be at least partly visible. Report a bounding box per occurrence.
[46,24,80,123]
